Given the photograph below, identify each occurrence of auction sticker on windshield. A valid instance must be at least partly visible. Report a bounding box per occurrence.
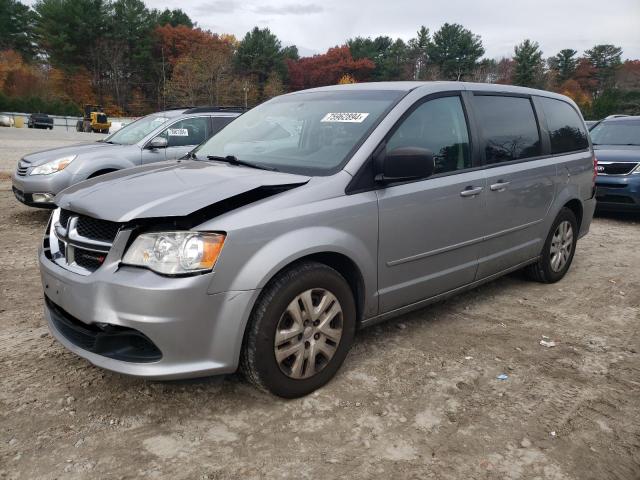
[321,112,370,123]
[168,128,189,136]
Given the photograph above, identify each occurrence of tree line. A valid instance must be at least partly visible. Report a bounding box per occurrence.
[1,0,638,119]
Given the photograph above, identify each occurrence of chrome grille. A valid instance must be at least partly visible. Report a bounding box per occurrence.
[597,161,638,175]
[17,160,29,176]
[46,209,122,275]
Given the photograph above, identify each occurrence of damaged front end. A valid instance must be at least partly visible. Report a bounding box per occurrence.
[45,180,305,277]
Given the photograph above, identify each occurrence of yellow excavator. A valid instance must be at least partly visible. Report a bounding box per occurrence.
[76,105,111,133]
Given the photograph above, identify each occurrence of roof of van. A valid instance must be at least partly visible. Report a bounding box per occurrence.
[289,81,571,100]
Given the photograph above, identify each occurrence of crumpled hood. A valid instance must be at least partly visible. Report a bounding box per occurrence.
[56,160,310,222]
[22,142,120,166]
[594,145,640,163]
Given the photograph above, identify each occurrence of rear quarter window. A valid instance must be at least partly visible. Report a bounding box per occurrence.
[538,97,589,154]
[472,95,541,164]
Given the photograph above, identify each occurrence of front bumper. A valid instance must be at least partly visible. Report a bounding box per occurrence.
[39,248,260,380]
[595,174,640,211]
[12,169,75,207]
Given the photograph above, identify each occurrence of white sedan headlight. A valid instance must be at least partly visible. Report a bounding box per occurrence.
[122,232,225,275]
[30,155,77,175]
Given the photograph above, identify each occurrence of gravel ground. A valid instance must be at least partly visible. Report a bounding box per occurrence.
[0,127,103,176]
[0,128,639,479]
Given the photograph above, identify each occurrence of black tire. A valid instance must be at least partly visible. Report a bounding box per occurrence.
[241,261,356,398]
[525,207,578,283]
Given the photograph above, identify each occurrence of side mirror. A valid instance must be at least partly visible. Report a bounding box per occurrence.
[376,147,435,183]
[147,136,168,150]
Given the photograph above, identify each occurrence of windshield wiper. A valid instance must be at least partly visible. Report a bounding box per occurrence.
[206,155,278,172]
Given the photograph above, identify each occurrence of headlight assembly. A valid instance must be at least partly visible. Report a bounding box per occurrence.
[30,155,77,175]
[122,232,225,275]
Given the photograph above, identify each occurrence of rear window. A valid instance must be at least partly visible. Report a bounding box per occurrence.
[538,97,589,153]
[473,95,541,164]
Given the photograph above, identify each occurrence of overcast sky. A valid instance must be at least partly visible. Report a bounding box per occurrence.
[147,0,640,59]
[23,0,640,59]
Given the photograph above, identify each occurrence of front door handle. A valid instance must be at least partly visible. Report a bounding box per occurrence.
[490,181,510,192]
[460,186,484,197]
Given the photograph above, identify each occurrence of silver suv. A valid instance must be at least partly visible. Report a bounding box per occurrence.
[38,82,596,397]
[12,107,242,207]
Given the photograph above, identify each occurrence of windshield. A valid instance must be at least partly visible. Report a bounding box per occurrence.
[104,114,172,145]
[193,90,404,175]
[590,120,640,146]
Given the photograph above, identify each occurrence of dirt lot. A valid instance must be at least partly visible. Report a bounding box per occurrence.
[0,128,639,479]
[0,127,103,175]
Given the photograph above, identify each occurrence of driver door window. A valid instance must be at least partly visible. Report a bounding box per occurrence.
[386,96,471,175]
[158,117,210,148]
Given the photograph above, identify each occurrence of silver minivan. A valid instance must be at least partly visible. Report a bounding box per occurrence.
[38,82,596,397]
[12,107,242,207]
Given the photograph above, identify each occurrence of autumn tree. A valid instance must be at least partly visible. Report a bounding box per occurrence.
[0,50,43,98]
[573,57,599,96]
[513,39,545,87]
[428,23,484,81]
[263,71,284,99]
[495,58,515,84]
[470,58,499,83]
[286,46,375,90]
[616,60,640,91]
[338,74,356,84]
[165,39,237,106]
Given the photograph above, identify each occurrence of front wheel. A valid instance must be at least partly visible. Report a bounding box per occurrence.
[241,262,356,398]
[525,207,578,283]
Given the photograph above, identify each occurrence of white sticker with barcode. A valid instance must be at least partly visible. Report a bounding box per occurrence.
[168,128,189,136]
[321,112,369,123]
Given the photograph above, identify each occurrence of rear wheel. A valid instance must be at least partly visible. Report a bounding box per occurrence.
[525,208,578,283]
[241,262,356,398]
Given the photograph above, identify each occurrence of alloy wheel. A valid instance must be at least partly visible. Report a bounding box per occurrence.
[274,288,343,379]
[550,220,574,272]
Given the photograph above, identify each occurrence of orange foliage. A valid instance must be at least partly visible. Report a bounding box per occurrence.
[338,74,356,84]
[287,46,375,90]
[48,67,95,105]
[616,60,640,90]
[573,58,599,95]
[0,50,45,97]
[154,24,236,67]
[559,79,591,109]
